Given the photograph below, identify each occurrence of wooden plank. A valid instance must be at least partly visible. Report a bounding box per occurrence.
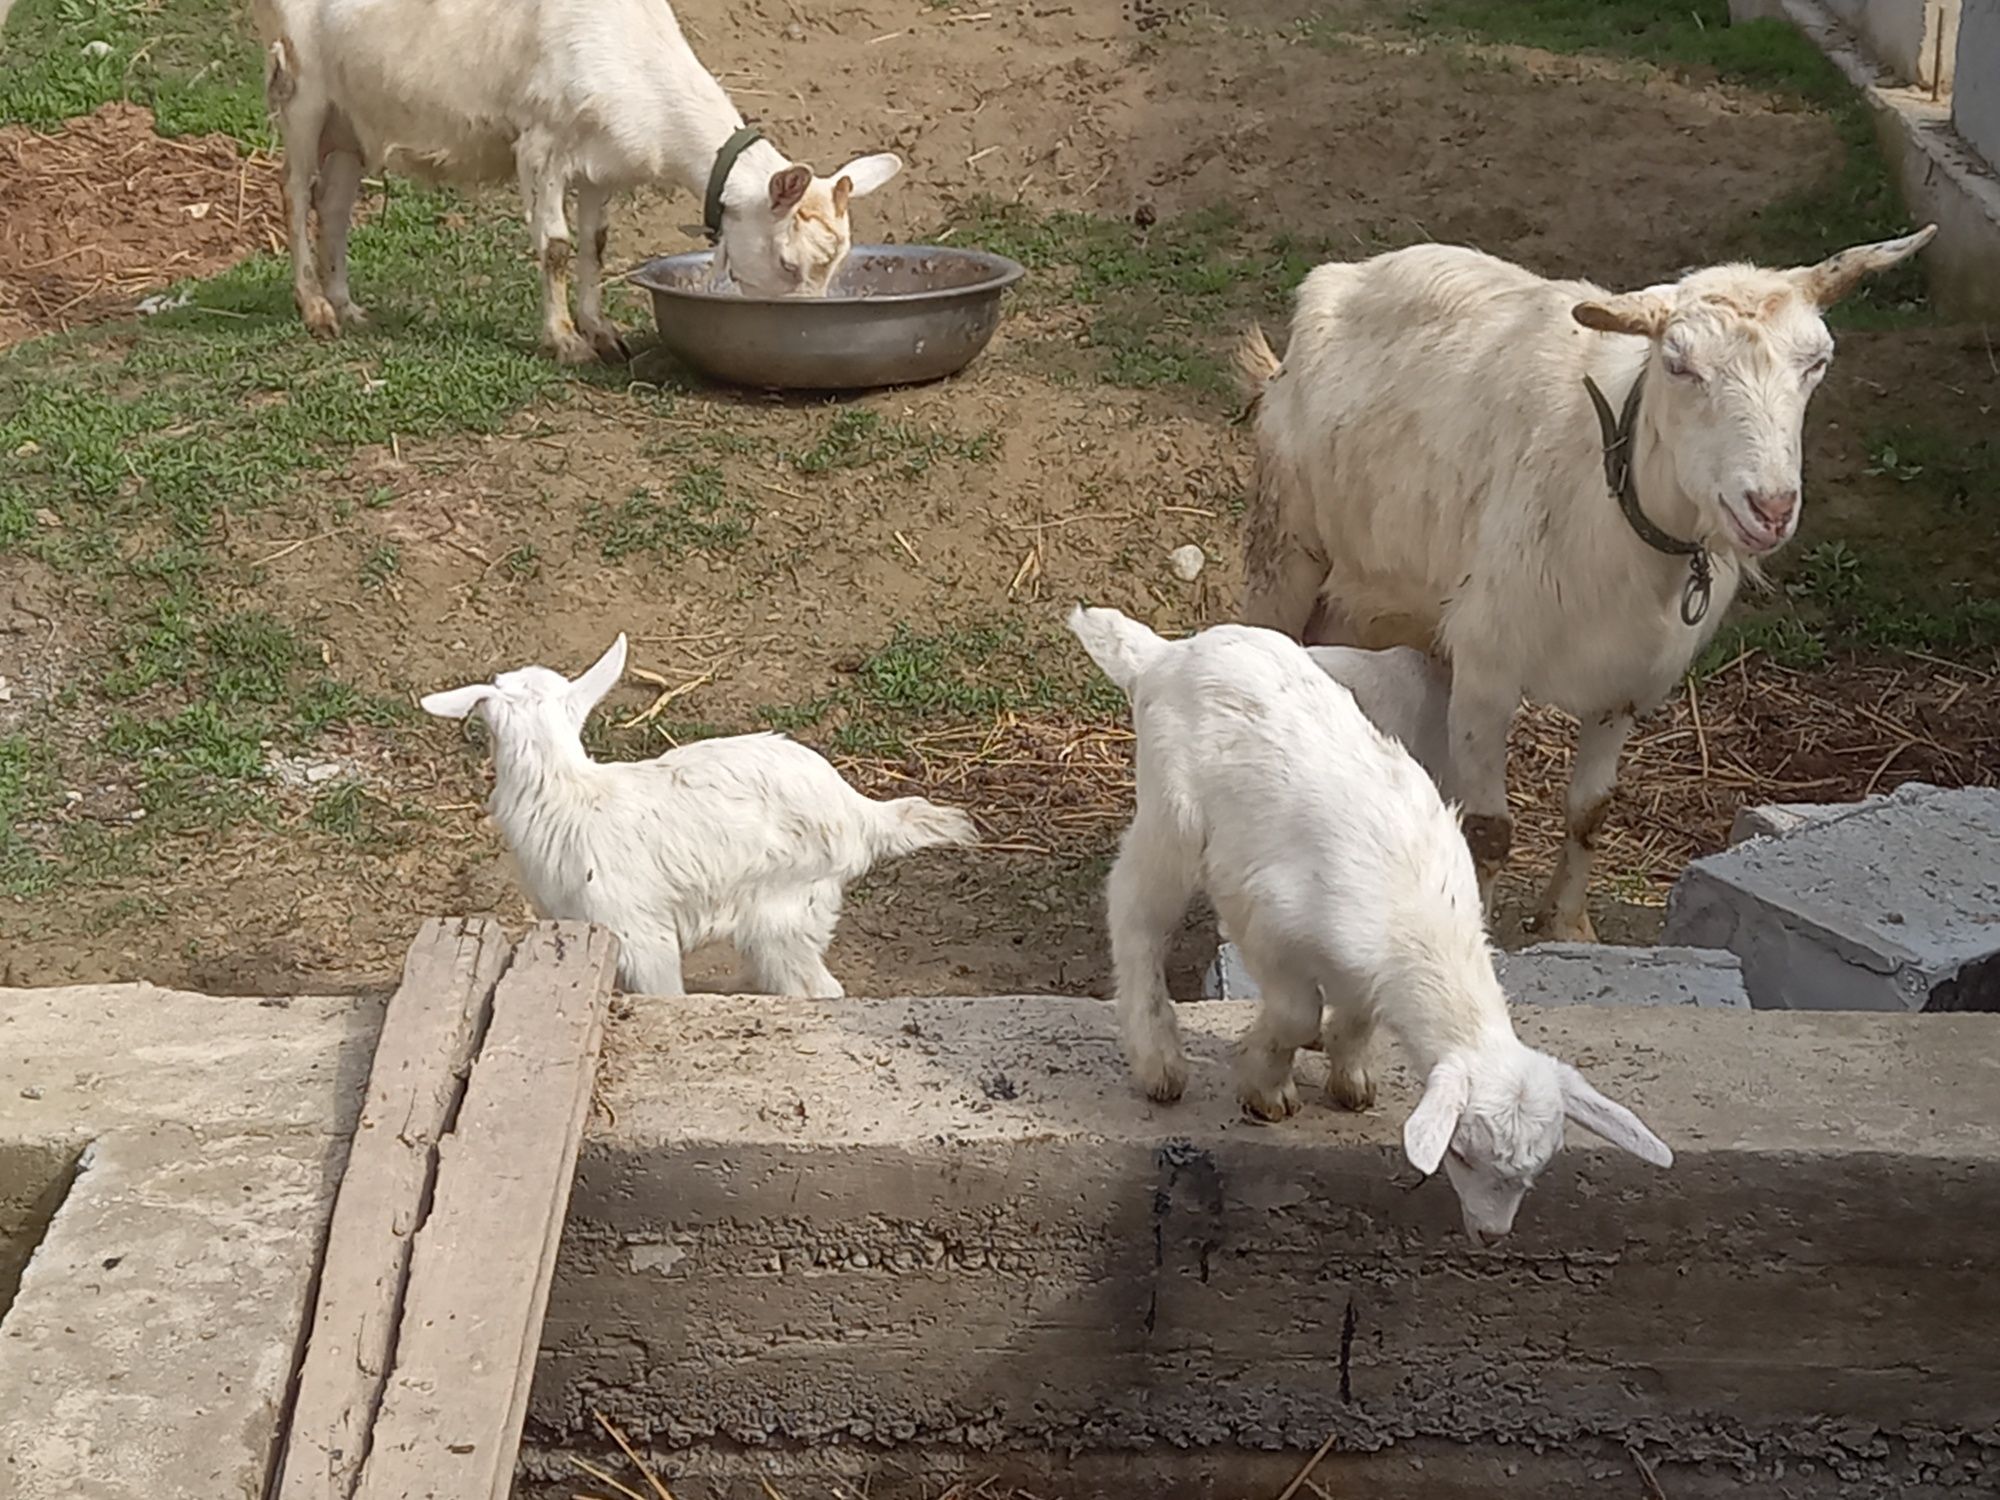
[355,920,620,1500]
[275,916,512,1500]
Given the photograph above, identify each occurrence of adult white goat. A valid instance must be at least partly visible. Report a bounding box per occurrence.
[1238,229,1935,940]
[422,634,975,997]
[251,0,902,362]
[1068,605,1673,1245]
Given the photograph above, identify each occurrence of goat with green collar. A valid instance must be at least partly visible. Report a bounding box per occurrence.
[253,0,901,362]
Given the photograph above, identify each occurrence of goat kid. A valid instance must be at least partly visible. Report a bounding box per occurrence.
[1239,228,1935,941]
[253,0,902,362]
[422,634,975,998]
[1069,605,1672,1244]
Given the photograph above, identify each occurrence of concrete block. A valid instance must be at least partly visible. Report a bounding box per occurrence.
[1200,940,1256,1000]
[1205,940,1751,1009]
[1957,0,2000,166]
[1665,782,2000,1011]
[524,994,2000,1498]
[1495,942,1752,1008]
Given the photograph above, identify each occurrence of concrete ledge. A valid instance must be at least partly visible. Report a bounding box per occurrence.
[527,994,2000,1498]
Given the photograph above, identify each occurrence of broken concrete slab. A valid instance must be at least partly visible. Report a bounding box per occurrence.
[0,1127,348,1500]
[1204,941,1750,1009]
[527,993,2000,1498]
[1728,799,1852,845]
[1666,782,2000,1011]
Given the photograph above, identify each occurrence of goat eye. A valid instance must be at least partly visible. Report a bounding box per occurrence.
[1804,356,1830,380]
[1662,348,1701,383]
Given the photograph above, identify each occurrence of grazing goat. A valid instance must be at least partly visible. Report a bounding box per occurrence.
[1239,228,1935,940]
[251,0,902,362]
[421,634,976,997]
[1068,606,1672,1244]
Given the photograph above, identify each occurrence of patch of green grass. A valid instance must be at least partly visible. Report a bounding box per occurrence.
[585,466,755,561]
[1704,540,2000,671]
[0,0,266,141]
[0,735,60,897]
[758,620,1125,756]
[1392,0,1928,323]
[0,183,584,892]
[1862,428,2000,515]
[946,199,1326,400]
[308,780,414,848]
[360,543,402,590]
[790,408,997,476]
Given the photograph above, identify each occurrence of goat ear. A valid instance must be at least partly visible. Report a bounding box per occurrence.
[1403,1058,1470,1176]
[420,684,493,721]
[1558,1062,1674,1168]
[1571,295,1670,339]
[1791,224,1936,307]
[569,634,627,716]
[830,152,902,203]
[768,164,813,217]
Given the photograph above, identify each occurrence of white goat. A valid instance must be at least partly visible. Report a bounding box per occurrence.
[251,0,902,362]
[1304,644,1449,785]
[1239,228,1935,941]
[1068,605,1672,1245]
[421,634,976,997]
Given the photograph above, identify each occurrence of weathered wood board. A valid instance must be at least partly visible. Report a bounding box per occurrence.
[275,915,511,1500]
[354,920,619,1500]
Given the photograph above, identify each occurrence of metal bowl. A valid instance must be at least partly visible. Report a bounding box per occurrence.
[629,244,1025,391]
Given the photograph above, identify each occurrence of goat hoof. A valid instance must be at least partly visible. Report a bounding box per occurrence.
[1325,1067,1376,1113]
[336,302,371,329]
[588,327,632,365]
[299,294,341,339]
[1535,908,1597,944]
[1132,1051,1188,1104]
[543,329,597,367]
[1239,1079,1301,1123]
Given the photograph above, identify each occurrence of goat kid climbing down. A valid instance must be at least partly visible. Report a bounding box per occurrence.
[1069,605,1672,1245]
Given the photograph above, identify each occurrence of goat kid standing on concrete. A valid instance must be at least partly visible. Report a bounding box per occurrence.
[252,0,903,362]
[1069,605,1672,1245]
[422,635,976,998]
[1239,227,1935,942]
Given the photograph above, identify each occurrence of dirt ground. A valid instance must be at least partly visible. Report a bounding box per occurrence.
[0,102,284,346]
[4,0,1997,999]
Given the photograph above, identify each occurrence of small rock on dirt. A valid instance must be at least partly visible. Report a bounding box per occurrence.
[1169,543,1205,582]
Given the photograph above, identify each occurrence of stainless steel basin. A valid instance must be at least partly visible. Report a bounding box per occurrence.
[629,244,1025,392]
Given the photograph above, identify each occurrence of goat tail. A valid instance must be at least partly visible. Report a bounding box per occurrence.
[1065,604,1166,694]
[1234,324,1281,401]
[869,797,979,860]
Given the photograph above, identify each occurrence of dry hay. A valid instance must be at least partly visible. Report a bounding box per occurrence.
[0,102,283,346]
[834,653,2000,898]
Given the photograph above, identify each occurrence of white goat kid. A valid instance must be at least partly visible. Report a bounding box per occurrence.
[1068,605,1672,1244]
[422,635,975,997]
[1304,643,1449,785]
[252,0,902,362]
[1239,228,1935,940]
